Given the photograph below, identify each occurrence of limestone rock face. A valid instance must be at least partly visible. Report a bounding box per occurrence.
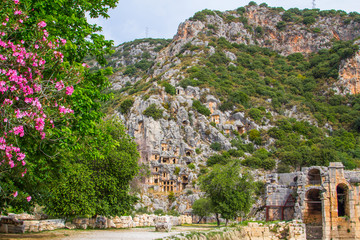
[338,41,360,95]
[164,5,360,57]
[117,82,263,214]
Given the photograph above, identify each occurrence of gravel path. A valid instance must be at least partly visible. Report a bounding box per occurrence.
[0,226,213,240]
[60,228,181,240]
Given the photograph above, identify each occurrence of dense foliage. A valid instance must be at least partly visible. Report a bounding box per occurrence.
[0,0,80,210]
[192,198,213,223]
[46,120,139,217]
[0,0,141,217]
[200,162,254,226]
[143,104,164,120]
[176,35,360,171]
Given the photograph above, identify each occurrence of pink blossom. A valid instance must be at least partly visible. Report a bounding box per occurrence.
[26,196,31,202]
[14,0,20,4]
[24,97,33,104]
[13,191,18,197]
[37,21,46,28]
[19,19,23,23]
[22,160,26,166]
[60,39,66,45]
[40,132,46,139]
[17,152,25,161]
[59,106,74,114]
[3,99,13,105]
[14,10,22,15]
[3,118,7,122]
[65,86,74,95]
[34,44,39,49]
[55,80,64,91]
[13,126,24,137]
[21,168,27,177]
[9,161,15,168]
[35,118,45,131]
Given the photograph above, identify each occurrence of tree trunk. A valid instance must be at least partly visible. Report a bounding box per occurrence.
[225,218,228,226]
[197,216,203,224]
[215,213,220,226]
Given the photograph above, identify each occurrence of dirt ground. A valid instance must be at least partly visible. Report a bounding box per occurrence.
[0,225,214,240]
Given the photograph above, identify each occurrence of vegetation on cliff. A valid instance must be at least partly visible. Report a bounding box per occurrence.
[109,3,360,174]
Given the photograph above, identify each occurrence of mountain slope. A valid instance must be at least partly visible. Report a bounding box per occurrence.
[99,3,360,216]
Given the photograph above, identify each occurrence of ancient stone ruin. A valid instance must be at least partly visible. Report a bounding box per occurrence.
[266,162,360,240]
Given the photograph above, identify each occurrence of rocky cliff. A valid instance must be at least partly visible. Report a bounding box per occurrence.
[100,3,360,217]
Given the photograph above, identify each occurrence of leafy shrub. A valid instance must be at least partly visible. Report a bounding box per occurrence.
[143,104,163,120]
[276,21,286,31]
[190,9,215,21]
[248,1,257,6]
[167,209,180,216]
[210,142,222,151]
[303,16,316,25]
[119,99,134,114]
[174,167,180,175]
[123,65,137,76]
[154,209,164,215]
[188,163,196,170]
[207,152,231,166]
[249,108,263,122]
[186,190,194,195]
[192,100,211,116]
[255,26,264,37]
[254,181,266,196]
[135,206,150,214]
[162,82,176,95]
[134,59,153,71]
[230,91,249,106]
[249,129,262,145]
[236,7,246,14]
[228,149,244,157]
[168,192,176,202]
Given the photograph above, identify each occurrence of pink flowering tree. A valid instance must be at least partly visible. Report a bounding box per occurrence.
[0,0,83,209]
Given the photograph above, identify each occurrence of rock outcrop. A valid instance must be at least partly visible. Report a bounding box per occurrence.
[338,41,360,94]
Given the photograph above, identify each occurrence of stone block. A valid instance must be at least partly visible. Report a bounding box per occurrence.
[65,222,76,229]
[155,222,172,232]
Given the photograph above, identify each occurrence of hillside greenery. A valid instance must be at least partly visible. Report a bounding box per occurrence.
[102,4,360,174]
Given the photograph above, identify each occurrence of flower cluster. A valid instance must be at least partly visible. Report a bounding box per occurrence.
[0,0,83,201]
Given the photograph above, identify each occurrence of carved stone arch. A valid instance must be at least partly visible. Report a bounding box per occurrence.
[336,183,350,217]
[304,188,322,225]
[307,167,322,185]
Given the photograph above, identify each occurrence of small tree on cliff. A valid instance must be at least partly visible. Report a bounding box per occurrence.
[199,162,254,226]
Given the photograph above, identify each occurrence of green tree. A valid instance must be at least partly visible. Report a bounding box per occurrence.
[192,198,213,223]
[119,99,134,114]
[200,162,254,226]
[143,104,164,120]
[192,100,211,116]
[0,0,120,211]
[46,119,140,217]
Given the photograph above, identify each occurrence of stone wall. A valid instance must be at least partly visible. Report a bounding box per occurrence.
[265,162,360,240]
[71,214,192,230]
[0,217,65,233]
[165,221,306,240]
[0,214,192,233]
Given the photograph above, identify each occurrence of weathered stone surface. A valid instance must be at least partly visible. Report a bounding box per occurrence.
[155,216,172,232]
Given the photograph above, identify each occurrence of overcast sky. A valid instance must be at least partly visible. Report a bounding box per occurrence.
[89,0,360,46]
